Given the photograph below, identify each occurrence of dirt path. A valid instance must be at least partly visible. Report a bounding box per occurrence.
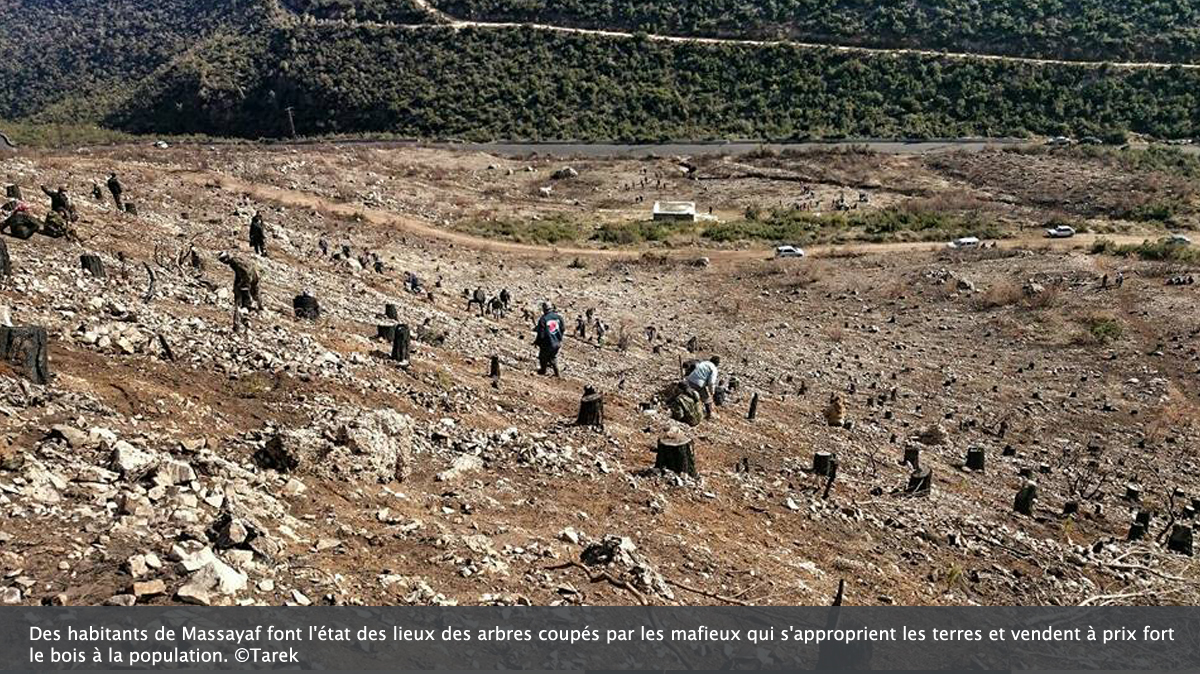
[177,168,1152,265]
[273,0,1200,71]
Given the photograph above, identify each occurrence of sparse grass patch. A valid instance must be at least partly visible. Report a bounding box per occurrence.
[455,214,583,245]
[1092,238,1200,263]
[1072,311,1124,346]
[702,206,1002,245]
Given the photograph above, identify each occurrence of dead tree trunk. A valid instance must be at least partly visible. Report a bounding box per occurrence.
[293,294,320,320]
[80,254,105,278]
[489,355,501,380]
[655,435,696,477]
[822,458,839,499]
[385,303,399,320]
[902,445,920,470]
[0,237,10,276]
[816,579,872,669]
[391,324,411,364]
[813,451,836,476]
[576,386,605,428]
[747,392,760,420]
[0,325,49,384]
[966,446,985,472]
[906,467,932,495]
[1014,481,1038,516]
[1168,524,1193,555]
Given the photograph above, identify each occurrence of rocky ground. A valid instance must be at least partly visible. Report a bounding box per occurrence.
[0,143,1197,607]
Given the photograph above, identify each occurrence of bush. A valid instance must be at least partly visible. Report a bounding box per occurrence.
[1092,238,1200,263]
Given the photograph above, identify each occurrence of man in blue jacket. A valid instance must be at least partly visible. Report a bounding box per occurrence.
[534,302,564,377]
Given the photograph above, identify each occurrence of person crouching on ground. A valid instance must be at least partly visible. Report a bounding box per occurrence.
[685,355,721,419]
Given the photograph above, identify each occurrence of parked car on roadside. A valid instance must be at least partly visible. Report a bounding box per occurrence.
[1163,234,1193,246]
[947,237,981,249]
[1045,225,1076,238]
[774,245,806,258]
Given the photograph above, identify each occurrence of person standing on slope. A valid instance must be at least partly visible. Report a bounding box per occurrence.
[534,301,564,377]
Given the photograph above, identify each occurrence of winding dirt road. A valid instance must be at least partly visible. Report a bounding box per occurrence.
[274,0,1200,71]
[177,168,1152,265]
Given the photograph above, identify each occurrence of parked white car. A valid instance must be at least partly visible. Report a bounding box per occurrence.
[947,237,981,249]
[775,245,806,258]
[1163,234,1193,246]
[1045,225,1076,238]
[1045,136,1072,147]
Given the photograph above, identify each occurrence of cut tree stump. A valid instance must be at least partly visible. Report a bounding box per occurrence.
[812,451,836,476]
[747,392,760,420]
[1168,524,1194,556]
[1124,484,1141,502]
[966,446,985,472]
[1014,481,1038,516]
[293,294,320,320]
[0,325,49,384]
[80,254,105,278]
[124,202,138,216]
[576,386,604,428]
[1128,522,1147,541]
[655,434,696,477]
[489,355,501,380]
[906,467,932,495]
[4,185,20,200]
[385,303,399,320]
[376,324,396,342]
[0,236,9,276]
[901,445,921,470]
[390,323,411,364]
[1062,501,1079,516]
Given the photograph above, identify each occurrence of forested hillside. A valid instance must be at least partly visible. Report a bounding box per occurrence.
[432,0,1200,63]
[0,0,261,122]
[2,1,1199,142]
[280,0,425,22]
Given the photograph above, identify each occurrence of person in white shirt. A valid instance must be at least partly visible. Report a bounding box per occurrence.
[684,355,720,419]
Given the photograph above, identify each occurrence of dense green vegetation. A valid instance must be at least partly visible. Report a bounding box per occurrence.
[432,0,1200,63]
[281,0,425,22]
[2,2,1199,142]
[111,25,1200,140]
[0,0,259,123]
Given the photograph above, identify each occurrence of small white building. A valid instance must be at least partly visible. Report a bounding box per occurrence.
[652,201,697,222]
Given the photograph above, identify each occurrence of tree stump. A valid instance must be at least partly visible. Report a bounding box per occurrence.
[813,451,836,476]
[1135,510,1152,527]
[80,254,105,278]
[576,386,605,428]
[391,324,411,364]
[901,445,920,470]
[124,202,138,216]
[376,324,396,342]
[1124,484,1141,502]
[385,303,399,320]
[489,355,501,380]
[1062,501,1079,516]
[655,435,696,477]
[1128,522,1147,541]
[0,236,10,276]
[965,447,985,472]
[0,326,50,384]
[906,467,932,495]
[747,392,760,420]
[1014,481,1037,516]
[4,185,20,200]
[1168,524,1194,556]
[293,294,320,320]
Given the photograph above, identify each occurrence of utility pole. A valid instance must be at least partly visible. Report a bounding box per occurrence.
[284,106,297,139]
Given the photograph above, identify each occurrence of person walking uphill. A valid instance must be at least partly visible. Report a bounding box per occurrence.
[106,173,124,211]
[534,302,564,377]
[685,355,721,419]
[249,211,267,256]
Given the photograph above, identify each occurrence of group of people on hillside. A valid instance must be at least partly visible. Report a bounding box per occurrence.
[1,172,126,241]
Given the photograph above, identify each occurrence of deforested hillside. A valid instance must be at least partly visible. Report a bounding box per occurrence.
[431,0,1200,63]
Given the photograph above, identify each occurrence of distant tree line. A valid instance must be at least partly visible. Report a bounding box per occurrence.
[110,25,1200,141]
